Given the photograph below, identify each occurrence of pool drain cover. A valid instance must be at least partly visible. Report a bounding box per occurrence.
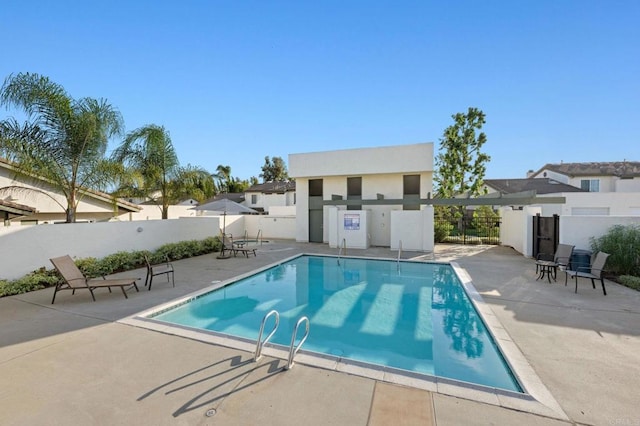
[206,408,216,417]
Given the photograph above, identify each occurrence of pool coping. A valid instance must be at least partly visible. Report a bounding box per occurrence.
[120,253,569,421]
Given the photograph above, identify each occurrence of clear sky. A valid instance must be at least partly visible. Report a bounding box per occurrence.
[1,1,638,181]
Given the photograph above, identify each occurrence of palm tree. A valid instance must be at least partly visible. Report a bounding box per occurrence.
[214,164,232,193]
[0,72,124,223]
[112,124,215,219]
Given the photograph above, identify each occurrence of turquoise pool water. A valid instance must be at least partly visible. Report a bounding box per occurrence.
[152,255,522,392]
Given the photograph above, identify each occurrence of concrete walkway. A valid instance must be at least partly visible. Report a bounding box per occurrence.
[1,242,639,425]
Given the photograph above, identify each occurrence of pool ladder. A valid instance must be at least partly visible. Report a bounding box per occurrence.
[337,238,346,265]
[254,310,310,370]
[397,240,402,271]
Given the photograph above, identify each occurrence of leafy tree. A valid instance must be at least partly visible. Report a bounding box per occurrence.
[259,156,289,182]
[213,164,232,193]
[0,72,124,222]
[434,107,491,219]
[112,124,215,219]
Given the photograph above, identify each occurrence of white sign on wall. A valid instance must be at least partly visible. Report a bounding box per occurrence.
[344,213,360,230]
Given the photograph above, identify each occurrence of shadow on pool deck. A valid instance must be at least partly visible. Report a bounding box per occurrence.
[1,242,639,425]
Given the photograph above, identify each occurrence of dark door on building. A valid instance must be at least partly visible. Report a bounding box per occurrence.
[309,179,323,243]
[532,214,559,258]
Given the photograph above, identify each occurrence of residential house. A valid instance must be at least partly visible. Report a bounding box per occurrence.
[0,157,140,224]
[244,181,296,214]
[528,161,640,193]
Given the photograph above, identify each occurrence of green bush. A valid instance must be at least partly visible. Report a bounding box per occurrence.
[0,236,222,297]
[590,224,640,276]
[619,275,640,291]
[434,222,454,243]
[0,269,61,297]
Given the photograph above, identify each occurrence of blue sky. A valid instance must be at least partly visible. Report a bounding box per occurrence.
[1,1,638,181]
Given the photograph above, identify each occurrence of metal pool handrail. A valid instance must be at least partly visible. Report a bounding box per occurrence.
[286,316,310,370]
[337,238,346,265]
[397,240,403,270]
[254,310,280,361]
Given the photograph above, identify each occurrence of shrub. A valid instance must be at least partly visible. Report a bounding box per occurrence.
[0,236,222,297]
[619,275,640,291]
[434,222,454,243]
[590,224,640,276]
[0,269,61,297]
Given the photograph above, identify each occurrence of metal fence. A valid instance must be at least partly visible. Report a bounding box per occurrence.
[434,216,501,245]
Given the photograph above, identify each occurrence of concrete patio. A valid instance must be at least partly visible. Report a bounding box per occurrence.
[1,242,639,425]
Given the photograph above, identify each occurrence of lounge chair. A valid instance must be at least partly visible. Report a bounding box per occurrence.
[50,255,139,304]
[222,234,256,258]
[565,251,610,295]
[144,254,175,290]
[535,243,574,282]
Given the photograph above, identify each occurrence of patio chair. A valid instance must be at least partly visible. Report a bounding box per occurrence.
[50,255,139,304]
[221,234,256,258]
[535,243,574,282]
[565,251,610,295]
[144,254,175,290]
[219,234,235,258]
[230,235,256,257]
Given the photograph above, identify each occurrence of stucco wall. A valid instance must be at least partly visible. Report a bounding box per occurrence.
[537,192,640,216]
[499,206,541,256]
[0,217,220,280]
[560,216,640,251]
[500,208,640,256]
[289,143,433,178]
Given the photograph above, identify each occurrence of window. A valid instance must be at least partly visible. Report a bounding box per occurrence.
[309,179,323,196]
[251,194,258,204]
[347,177,362,210]
[403,175,420,210]
[580,179,600,192]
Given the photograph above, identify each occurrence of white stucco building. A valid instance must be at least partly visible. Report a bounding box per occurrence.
[289,143,434,251]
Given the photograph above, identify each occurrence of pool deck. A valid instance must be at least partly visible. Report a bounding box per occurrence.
[1,242,639,425]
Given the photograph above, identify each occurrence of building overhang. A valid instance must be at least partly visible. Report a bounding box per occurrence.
[323,191,566,206]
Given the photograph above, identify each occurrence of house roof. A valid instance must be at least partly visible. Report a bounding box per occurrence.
[0,157,140,212]
[201,193,246,204]
[0,198,37,217]
[245,181,296,194]
[532,161,640,178]
[484,178,586,195]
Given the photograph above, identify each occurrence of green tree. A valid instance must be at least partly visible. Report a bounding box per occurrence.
[260,156,289,182]
[213,164,232,193]
[112,124,215,219]
[0,72,124,222]
[434,107,491,218]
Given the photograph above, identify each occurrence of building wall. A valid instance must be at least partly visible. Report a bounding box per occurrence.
[289,143,433,246]
[537,192,640,216]
[566,175,615,192]
[1,165,135,223]
[289,143,433,177]
[616,178,640,192]
[245,192,294,213]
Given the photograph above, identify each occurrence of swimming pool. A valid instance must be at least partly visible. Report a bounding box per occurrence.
[149,254,522,393]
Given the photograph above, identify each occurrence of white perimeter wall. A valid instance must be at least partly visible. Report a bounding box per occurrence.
[500,207,541,257]
[120,205,198,221]
[560,216,640,250]
[0,217,220,280]
[537,192,640,216]
[500,208,640,256]
[1,213,298,280]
